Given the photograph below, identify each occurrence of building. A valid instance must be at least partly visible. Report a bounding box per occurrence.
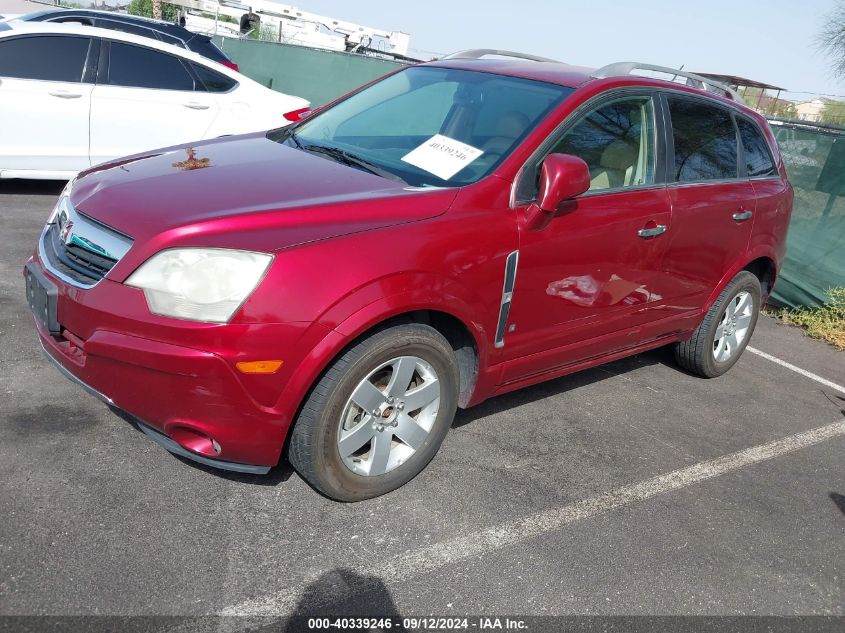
[795,99,828,123]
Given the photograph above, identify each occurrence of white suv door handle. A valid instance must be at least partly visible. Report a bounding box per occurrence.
[638,224,668,238]
[183,102,210,110]
[49,90,82,99]
[733,210,753,221]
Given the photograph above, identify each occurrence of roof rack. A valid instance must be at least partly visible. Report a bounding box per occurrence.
[592,62,745,104]
[441,49,560,63]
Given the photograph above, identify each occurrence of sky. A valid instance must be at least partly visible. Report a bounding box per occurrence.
[282,0,845,102]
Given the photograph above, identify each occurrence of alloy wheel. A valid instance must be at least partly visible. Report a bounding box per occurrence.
[713,290,753,363]
[337,356,441,476]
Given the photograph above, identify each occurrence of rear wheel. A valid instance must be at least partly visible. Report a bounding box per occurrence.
[288,324,459,501]
[674,271,761,378]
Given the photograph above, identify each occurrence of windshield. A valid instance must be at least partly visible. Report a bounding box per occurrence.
[273,66,572,187]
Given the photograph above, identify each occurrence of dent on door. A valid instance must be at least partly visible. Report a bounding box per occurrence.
[500,186,673,381]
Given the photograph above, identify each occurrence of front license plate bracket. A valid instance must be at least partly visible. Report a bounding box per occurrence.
[25,262,60,334]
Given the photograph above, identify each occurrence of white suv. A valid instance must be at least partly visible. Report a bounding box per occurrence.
[0,21,309,180]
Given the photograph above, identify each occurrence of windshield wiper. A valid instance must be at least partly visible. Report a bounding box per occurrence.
[301,143,406,184]
[287,129,304,149]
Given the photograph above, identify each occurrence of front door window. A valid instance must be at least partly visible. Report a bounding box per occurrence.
[550,96,656,191]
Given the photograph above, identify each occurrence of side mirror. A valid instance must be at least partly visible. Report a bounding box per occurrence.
[525,153,591,228]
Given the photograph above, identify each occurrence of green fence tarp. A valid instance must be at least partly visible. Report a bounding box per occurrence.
[214,37,404,106]
[771,123,845,308]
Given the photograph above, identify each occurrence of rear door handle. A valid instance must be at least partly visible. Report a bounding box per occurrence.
[49,90,82,99]
[638,224,668,238]
[733,210,753,221]
[183,102,210,110]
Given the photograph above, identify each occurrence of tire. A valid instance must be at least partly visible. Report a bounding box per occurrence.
[288,323,459,502]
[674,270,761,378]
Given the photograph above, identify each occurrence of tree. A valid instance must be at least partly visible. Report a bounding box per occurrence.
[126,0,178,22]
[819,99,845,125]
[818,1,845,80]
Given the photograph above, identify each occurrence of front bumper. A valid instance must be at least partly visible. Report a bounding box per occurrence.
[28,255,330,471]
[39,343,270,474]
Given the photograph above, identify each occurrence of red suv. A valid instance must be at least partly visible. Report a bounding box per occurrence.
[25,51,793,501]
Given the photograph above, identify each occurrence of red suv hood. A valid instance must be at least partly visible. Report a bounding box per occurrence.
[70,133,459,260]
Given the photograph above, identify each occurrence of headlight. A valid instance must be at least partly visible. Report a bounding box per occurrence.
[126,248,273,323]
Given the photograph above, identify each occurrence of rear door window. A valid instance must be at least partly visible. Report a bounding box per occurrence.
[0,35,90,82]
[107,42,195,90]
[667,97,738,182]
[737,118,776,177]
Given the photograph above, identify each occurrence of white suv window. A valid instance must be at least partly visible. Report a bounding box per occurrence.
[107,42,195,91]
[0,35,90,82]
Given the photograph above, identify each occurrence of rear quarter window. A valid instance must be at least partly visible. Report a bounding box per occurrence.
[191,62,237,92]
[668,97,738,182]
[737,118,777,177]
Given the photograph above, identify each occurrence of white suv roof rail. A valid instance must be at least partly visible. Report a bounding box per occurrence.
[592,62,746,104]
[442,49,560,63]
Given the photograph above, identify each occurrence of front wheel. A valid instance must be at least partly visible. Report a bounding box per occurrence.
[288,324,459,501]
[674,270,761,378]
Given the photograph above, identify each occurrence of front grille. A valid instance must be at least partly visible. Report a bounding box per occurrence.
[39,197,133,288]
[42,222,118,285]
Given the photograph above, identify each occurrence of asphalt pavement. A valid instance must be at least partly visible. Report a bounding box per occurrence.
[0,180,843,628]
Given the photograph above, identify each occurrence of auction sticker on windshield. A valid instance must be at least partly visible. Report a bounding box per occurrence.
[401,134,484,180]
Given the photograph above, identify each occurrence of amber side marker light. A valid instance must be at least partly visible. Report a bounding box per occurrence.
[236,360,284,374]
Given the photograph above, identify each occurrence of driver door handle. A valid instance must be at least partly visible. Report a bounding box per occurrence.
[183,102,210,110]
[638,224,667,238]
[733,210,753,221]
[49,90,82,99]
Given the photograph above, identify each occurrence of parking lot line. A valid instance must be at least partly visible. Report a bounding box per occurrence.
[747,346,845,395]
[222,418,845,616]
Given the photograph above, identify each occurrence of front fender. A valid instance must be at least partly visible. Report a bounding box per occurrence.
[323,271,494,380]
[323,272,488,339]
[268,278,494,436]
